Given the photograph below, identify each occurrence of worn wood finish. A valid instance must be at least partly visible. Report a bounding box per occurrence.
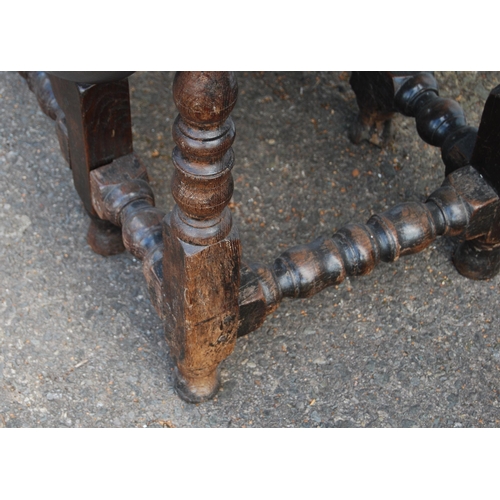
[350,72,478,175]
[90,153,166,317]
[394,72,478,175]
[452,85,500,279]
[350,72,500,280]
[48,75,133,214]
[20,71,500,403]
[238,166,500,336]
[48,74,134,255]
[162,72,241,403]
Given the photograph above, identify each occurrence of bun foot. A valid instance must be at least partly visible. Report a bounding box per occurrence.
[174,367,221,404]
[87,217,125,256]
[453,239,500,280]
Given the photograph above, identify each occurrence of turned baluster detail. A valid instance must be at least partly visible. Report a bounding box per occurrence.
[393,72,478,175]
[238,166,500,336]
[349,73,500,282]
[349,71,421,147]
[162,72,241,403]
[350,72,478,174]
[90,154,166,317]
[394,78,500,279]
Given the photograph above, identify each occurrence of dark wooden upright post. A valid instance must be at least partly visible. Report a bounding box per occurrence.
[349,71,421,146]
[453,85,500,279]
[163,72,241,403]
[49,75,133,255]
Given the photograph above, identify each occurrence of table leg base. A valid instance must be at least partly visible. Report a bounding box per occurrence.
[453,239,500,280]
[87,217,125,256]
[174,367,221,404]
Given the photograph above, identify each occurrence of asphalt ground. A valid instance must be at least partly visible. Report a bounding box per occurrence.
[1,71,499,428]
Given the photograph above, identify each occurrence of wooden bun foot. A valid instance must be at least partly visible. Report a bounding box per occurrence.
[453,239,500,280]
[174,367,221,404]
[87,217,125,256]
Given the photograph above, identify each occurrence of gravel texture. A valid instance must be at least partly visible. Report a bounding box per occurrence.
[0,71,499,428]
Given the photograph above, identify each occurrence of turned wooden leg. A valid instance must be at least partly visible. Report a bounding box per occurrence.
[162,72,241,403]
[349,71,420,146]
[452,85,500,279]
[350,72,479,175]
[48,74,134,256]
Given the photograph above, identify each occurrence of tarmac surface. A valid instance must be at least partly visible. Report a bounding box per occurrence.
[1,71,499,427]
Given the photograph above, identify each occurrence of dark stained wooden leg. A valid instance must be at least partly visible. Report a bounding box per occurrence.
[393,72,478,175]
[350,72,479,176]
[162,72,241,403]
[349,71,420,146]
[452,85,500,279]
[48,75,134,256]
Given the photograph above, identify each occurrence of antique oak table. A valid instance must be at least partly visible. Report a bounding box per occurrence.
[19,71,500,403]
